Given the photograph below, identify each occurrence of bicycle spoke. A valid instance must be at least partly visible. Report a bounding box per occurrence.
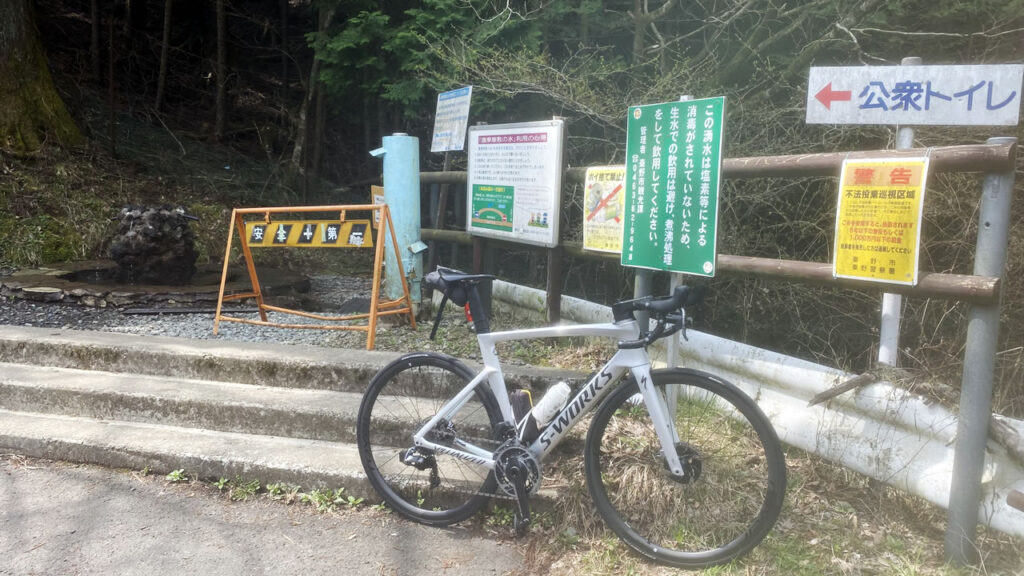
[586,369,786,569]
[357,353,503,525]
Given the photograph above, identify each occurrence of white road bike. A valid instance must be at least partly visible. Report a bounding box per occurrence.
[356,267,786,569]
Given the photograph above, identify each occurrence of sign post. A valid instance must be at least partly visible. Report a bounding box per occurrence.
[583,166,626,253]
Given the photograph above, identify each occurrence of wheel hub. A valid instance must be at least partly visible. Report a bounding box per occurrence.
[664,441,702,484]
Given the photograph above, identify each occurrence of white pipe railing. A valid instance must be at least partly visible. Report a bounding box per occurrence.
[491,280,1024,538]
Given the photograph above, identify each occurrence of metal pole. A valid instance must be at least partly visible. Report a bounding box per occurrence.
[878,56,920,367]
[369,133,423,302]
[634,269,653,330]
[666,96,692,414]
[944,136,1017,566]
[668,95,693,369]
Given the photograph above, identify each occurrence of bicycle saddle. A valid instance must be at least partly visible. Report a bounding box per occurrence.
[425,267,495,307]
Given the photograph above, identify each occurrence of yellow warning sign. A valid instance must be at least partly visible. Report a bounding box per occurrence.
[244,220,374,248]
[834,158,929,285]
[583,166,626,253]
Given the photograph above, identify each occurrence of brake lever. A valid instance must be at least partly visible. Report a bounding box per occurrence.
[663,310,688,341]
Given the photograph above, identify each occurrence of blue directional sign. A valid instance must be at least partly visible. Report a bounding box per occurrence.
[806,65,1023,126]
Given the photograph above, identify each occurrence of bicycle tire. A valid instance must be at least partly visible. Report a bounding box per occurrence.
[357,352,503,526]
[584,368,786,568]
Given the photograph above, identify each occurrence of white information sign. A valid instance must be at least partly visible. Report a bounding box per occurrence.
[430,86,473,152]
[466,120,564,247]
[806,65,1023,126]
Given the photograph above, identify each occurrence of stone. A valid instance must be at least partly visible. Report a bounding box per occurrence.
[20,287,64,303]
[109,205,199,285]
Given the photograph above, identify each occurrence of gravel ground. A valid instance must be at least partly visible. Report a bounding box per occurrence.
[0,275,395,350]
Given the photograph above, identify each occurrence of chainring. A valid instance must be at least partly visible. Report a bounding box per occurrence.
[493,439,542,496]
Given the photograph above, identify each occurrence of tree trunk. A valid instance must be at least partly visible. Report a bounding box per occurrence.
[108,17,116,156]
[290,7,334,177]
[0,0,83,153]
[155,0,172,112]
[629,0,678,65]
[214,0,227,141]
[279,0,288,111]
[311,80,326,180]
[90,0,100,82]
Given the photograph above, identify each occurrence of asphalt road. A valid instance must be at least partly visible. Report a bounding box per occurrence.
[0,456,526,576]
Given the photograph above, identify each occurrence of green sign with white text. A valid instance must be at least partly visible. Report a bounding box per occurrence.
[471,184,515,231]
[622,97,725,276]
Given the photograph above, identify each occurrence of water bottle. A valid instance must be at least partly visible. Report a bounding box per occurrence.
[531,381,571,427]
[518,382,571,443]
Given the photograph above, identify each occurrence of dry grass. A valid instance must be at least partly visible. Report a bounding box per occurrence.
[519,445,1024,576]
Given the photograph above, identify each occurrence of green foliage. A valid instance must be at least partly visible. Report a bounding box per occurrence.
[301,487,355,512]
[486,505,514,527]
[185,202,229,266]
[165,469,189,483]
[266,482,301,502]
[229,476,262,501]
[0,160,113,266]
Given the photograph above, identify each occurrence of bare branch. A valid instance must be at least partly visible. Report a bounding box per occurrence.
[852,26,1024,40]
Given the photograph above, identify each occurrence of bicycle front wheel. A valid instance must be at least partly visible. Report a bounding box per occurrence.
[584,368,786,569]
[357,352,503,526]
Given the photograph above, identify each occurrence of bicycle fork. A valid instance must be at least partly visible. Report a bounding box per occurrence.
[631,365,687,478]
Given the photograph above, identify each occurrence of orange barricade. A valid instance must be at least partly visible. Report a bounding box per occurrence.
[213,204,416,350]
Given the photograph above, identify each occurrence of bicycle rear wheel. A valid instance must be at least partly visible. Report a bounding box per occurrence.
[357,352,503,526]
[585,368,786,568]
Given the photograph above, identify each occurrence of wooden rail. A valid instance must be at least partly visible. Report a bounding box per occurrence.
[421,142,1017,186]
[420,141,1016,317]
[422,230,1001,305]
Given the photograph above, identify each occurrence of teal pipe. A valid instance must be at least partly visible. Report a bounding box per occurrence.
[369,133,422,303]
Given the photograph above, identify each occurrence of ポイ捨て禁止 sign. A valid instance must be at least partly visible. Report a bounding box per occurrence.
[622,97,725,277]
[583,166,626,254]
[806,64,1023,126]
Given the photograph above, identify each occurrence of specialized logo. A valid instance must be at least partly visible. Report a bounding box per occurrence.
[428,444,492,467]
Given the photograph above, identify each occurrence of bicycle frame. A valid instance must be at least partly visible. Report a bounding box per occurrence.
[410,317,689,478]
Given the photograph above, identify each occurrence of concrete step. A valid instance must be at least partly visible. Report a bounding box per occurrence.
[0,362,363,442]
[0,326,577,392]
[0,326,393,394]
[0,408,373,495]
[0,408,557,507]
[0,326,583,503]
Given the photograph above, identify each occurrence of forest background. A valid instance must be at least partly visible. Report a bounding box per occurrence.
[1,0,1023,418]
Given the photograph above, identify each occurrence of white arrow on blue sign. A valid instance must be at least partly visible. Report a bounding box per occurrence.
[806,65,1023,126]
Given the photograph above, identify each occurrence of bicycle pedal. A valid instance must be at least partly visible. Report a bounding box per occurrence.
[513,513,531,538]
